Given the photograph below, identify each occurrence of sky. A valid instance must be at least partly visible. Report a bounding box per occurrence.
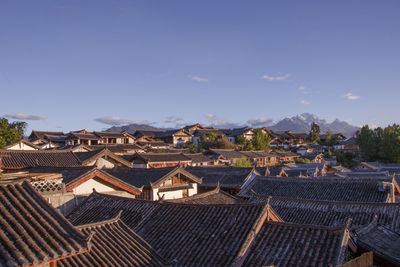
[1,0,399,133]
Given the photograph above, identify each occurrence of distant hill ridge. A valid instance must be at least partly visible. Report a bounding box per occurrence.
[106,113,359,138]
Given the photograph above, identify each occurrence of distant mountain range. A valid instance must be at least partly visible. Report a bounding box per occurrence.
[107,124,168,133]
[268,113,359,138]
[106,113,359,138]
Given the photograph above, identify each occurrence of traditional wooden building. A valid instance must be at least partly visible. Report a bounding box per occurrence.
[183,123,205,133]
[226,127,256,143]
[28,130,67,145]
[133,129,193,145]
[239,150,279,167]
[166,184,243,204]
[73,148,133,169]
[105,167,202,200]
[93,131,136,144]
[183,152,214,166]
[207,149,248,166]
[129,152,191,168]
[66,130,102,145]
[4,139,40,150]
[186,166,259,195]
[273,150,300,164]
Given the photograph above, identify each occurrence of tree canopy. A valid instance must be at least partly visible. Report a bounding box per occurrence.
[0,118,27,148]
[309,122,320,143]
[234,157,252,167]
[356,124,400,163]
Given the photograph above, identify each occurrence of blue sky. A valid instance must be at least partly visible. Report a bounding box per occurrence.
[1,0,399,133]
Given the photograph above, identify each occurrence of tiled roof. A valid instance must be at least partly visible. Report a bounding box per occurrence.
[185,166,255,188]
[28,166,96,184]
[226,127,254,137]
[183,153,213,163]
[354,217,400,266]
[4,139,40,150]
[73,148,133,167]
[135,202,270,266]
[105,167,202,189]
[29,130,65,140]
[68,132,101,140]
[241,221,349,267]
[249,196,400,232]
[131,153,192,163]
[88,144,144,152]
[0,181,90,266]
[67,191,281,266]
[0,150,82,169]
[166,185,243,204]
[335,171,391,178]
[209,149,247,160]
[67,192,160,228]
[59,214,170,267]
[93,131,126,138]
[239,175,395,202]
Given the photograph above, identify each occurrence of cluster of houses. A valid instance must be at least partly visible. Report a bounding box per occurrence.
[3,124,359,171]
[1,125,398,266]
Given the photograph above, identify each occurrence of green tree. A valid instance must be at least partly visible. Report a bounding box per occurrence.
[252,129,271,151]
[356,125,377,161]
[378,124,400,163]
[183,142,199,152]
[0,118,27,148]
[234,157,252,167]
[295,158,311,164]
[236,134,255,151]
[309,122,320,143]
[216,135,235,149]
[235,134,247,145]
[324,128,335,146]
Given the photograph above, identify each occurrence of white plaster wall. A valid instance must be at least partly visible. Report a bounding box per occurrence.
[85,158,115,169]
[152,188,183,200]
[72,178,116,195]
[152,183,197,200]
[96,157,115,169]
[188,183,197,196]
[40,143,56,150]
[7,142,37,150]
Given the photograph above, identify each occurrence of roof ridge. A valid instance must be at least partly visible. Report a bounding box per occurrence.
[77,210,124,229]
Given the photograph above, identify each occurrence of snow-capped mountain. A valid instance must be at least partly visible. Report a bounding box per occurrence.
[269,113,359,137]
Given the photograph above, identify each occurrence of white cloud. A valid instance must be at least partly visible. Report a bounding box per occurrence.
[204,114,243,128]
[344,93,360,100]
[300,100,310,105]
[164,116,190,127]
[261,74,290,81]
[5,113,46,120]
[247,117,274,128]
[298,85,308,95]
[188,74,208,82]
